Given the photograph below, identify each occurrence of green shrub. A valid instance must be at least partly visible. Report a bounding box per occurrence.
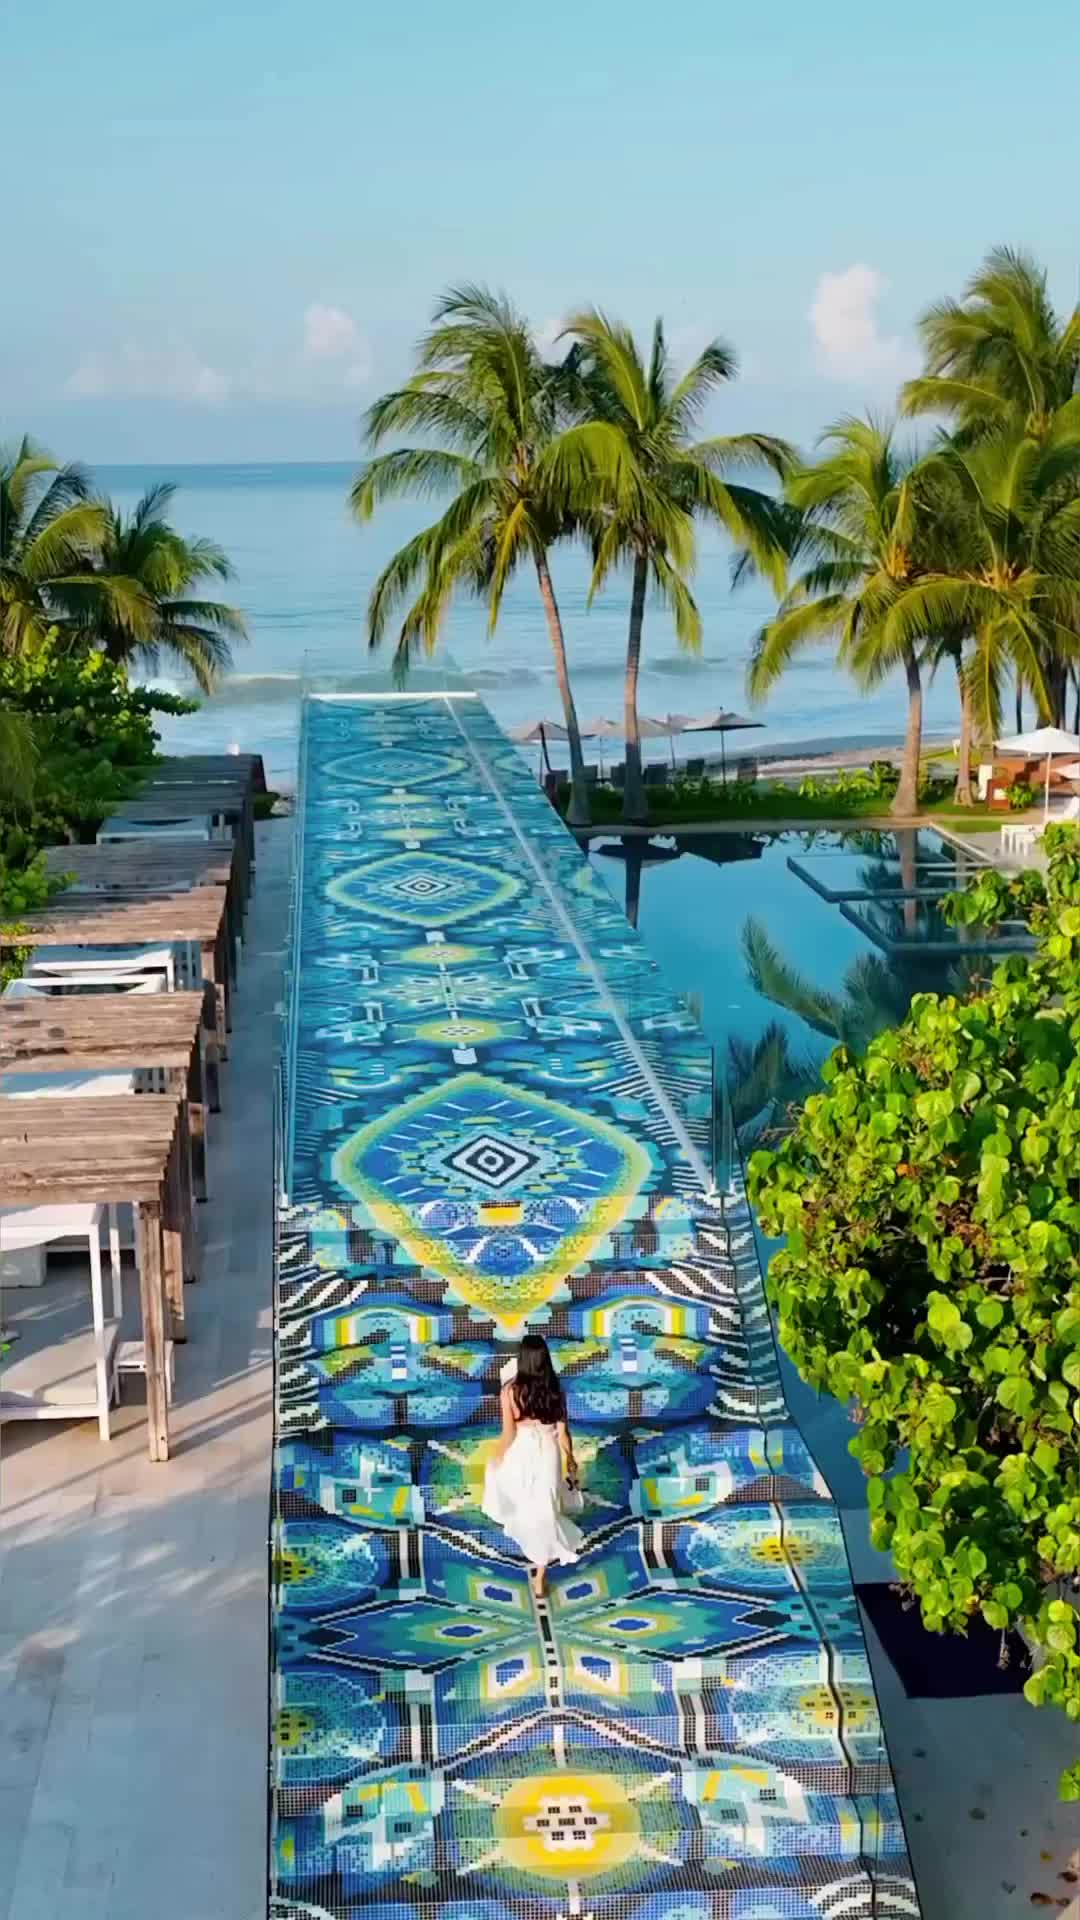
[749,824,1080,1797]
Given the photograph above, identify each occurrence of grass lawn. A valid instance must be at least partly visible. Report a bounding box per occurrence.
[562,779,1009,831]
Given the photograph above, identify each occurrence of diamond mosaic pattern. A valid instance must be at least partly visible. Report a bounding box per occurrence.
[272,692,921,1920]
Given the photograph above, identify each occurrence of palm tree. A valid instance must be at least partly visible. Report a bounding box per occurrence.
[901,246,1080,443]
[748,418,935,817]
[55,484,246,694]
[901,247,1080,730]
[558,312,790,823]
[0,437,143,657]
[888,421,1080,743]
[726,1020,819,1146]
[350,286,593,827]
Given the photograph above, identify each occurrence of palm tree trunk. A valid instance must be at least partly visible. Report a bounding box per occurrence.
[622,555,648,824]
[1046,659,1068,727]
[623,838,643,930]
[896,826,918,935]
[534,550,589,828]
[955,662,973,806]
[1014,676,1023,734]
[1073,667,1080,737]
[891,645,923,818]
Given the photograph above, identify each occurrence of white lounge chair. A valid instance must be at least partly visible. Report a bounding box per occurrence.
[0,1069,134,1308]
[2,973,167,999]
[25,942,177,990]
[0,1204,121,1440]
[97,814,228,845]
[1000,794,1080,859]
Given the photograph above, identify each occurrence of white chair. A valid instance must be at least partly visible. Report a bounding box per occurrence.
[97,814,227,845]
[25,942,177,991]
[2,973,167,999]
[0,1069,134,1311]
[0,1204,121,1440]
[1000,821,1040,855]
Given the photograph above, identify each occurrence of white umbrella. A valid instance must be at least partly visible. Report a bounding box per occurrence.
[995,725,1080,819]
[578,717,622,778]
[508,719,572,744]
[508,718,571,778]
[637,715,688,769]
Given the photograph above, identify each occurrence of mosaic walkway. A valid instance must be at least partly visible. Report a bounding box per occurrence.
[270,691,921,1920]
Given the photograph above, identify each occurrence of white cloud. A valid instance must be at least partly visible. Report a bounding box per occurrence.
[809,265,916,383]
[301,303,372,391]
[535,315,566,358]
[302,303,359,361]
[66,343,231,405]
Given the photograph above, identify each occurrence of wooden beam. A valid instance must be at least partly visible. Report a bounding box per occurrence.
[135,1198,170,1463]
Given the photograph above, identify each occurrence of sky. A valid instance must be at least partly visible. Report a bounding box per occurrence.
[4,0,1078,464]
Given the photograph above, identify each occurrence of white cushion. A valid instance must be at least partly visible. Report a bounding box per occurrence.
[1,1321,120,1405]
[0,1070,136,1099]
[2,974,166,998]
[0,1203,103,1248]
[28,944,174,974]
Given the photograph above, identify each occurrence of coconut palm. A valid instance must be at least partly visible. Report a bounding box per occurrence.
[901,248,1080,732]
[0,709,36,807]
[748,418,937,816]
[0,437,144,657]
[351,287,593,826]
[726,1020,819,1146]
[55,483,246,695]
[558,312,791,822]
[888,420,1080,741]
[901,246,1080,443]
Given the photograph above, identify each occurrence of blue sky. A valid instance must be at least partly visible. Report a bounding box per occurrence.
[5,0,1078,462]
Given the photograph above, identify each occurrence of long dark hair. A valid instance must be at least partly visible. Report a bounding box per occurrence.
[513,1334,566,1425]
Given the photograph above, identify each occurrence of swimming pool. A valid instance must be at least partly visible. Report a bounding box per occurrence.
[588,826,1023,1149]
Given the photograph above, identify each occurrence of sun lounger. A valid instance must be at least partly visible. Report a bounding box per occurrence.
[0,1202,122,1439]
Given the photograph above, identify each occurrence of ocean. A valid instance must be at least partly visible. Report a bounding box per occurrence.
[97,461,960,788]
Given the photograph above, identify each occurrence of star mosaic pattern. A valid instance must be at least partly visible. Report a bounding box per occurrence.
[272,691,921,1920]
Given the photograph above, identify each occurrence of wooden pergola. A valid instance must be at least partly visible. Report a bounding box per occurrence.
[0,1092,192,1460]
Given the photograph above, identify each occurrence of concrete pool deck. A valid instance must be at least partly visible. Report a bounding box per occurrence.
[0,816,290,1920]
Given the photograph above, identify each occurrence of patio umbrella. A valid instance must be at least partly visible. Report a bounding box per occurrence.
[681,709,765,786]
[994,725,1080,819]
[638,715,687,769]
[579,717,622,777]
[508,718,571,776]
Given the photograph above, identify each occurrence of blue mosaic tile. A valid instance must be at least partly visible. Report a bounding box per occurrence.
[271,692,921,1920]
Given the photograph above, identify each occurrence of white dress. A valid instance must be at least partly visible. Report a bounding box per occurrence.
[483,1418,584,1568]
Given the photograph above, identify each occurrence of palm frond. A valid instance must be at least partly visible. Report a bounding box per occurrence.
[351,449,486,519]
[747,596,848,699]
[741,918,845,1037]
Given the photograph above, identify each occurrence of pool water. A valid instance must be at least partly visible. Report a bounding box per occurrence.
[589,824,1022,1510]
[588,826,1025,1155]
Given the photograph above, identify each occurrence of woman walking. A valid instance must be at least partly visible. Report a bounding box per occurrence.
[482,1334,583,1597]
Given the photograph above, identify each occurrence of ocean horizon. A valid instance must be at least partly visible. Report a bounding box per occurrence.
[96,460,962,786]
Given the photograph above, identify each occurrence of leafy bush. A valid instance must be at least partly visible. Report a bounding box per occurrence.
[0,637,195,981]
[749,825,1080,1799]
[0,834,67,987]
[1008,781,1036,812]
[0,638,195,840]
